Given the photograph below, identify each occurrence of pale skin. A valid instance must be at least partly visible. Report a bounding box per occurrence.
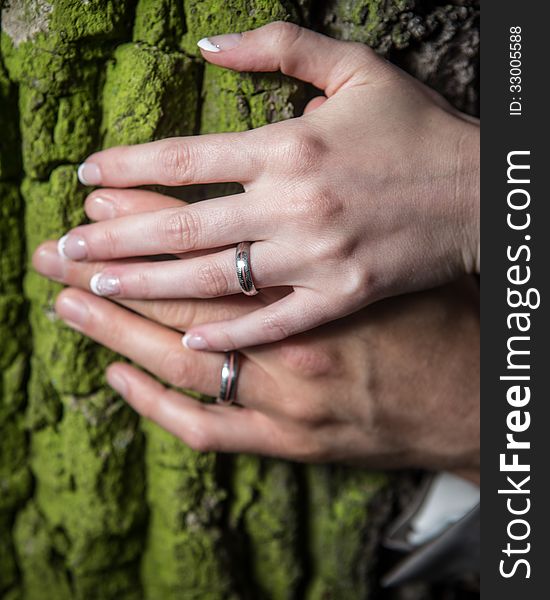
[33,194,480,481]
[52,21,480,352]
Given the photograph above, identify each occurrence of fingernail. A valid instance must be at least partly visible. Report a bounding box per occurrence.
[58,234,87,260]
[197,33,242,53]
[34,247,64,279]
[90,273,120,297]
[107,369,128,396]
[88,196,116,220]
[182,333,209,350]
[78,162,102,186]
[56,296,90,329]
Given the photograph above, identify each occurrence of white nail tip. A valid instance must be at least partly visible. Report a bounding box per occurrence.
[77,163,88,185]
[57,235,69,259]
[90,273,102,296]
[197,37,221,53]
[182,334,190,349]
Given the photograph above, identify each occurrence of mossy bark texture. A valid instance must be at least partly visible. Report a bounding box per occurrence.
[0,1,479,599]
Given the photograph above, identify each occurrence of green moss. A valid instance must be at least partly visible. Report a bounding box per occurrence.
[0,59,21,179]
[0,513,18,597]
[19,81,100,180]
[247,74,296,127]
[15,392,146,598]
[201,66,297,133]
[323,0,415,49]
[133,0,185,49]
[231,456,302,599]
[101,42,200,147]
[0,185,29,600]
[0,415,31,507]
[0,337,27,414]
[305,466,388,600]
[201,66,252,133]
[1,0,134,93]
[14,501,73,600]
[0,184,24,294]
[25,357,61,431]
[141,421,232,599]
[30,393,146,562]
[22,167,85,258]
[0,296,26,370]
[46,0,135,43]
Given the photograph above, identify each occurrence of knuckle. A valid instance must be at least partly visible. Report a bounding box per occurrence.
[163,209,201,252]
[151,301,197,331]
[348,42,376,66]
[339,42,389,85]
[335,266,371,303]
[217,329,238,351]
[315,190,344,222]
[138,394,158,421]
[195,261,231,298]
[278,129,326,174]
[100,226,122,257]
[93,306,124,342]
[266,21,302,45]
[131,269,153,299]
[278,344,333,378]
[287,429,327,462]
[157,141,194,185]
[159,348,193,389]
[346,267,376,301]
[284,401,326,427]
[260,312,291,343]
[309,236,354,272]
[300,181,342,224]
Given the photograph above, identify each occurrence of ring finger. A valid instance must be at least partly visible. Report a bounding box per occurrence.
[87,241,289,299]
[55,287,269,406]
[35,239,291,300]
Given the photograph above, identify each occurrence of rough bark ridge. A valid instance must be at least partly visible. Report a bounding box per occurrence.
[0,1,479,599]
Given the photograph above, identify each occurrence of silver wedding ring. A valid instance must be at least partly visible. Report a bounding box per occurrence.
[235,241,258,296]
[217,351,241,405]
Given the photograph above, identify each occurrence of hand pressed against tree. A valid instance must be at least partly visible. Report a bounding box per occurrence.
[52,22,480,351]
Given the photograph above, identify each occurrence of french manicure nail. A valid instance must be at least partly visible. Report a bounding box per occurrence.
[78,162,102,186]
[34,247,64,279]
[197,33,242,53]
[57,296,90,329]
[58,234,88,260]
[182,333,209,350]
[90,273,120,297]
[88,196,116,220]
[107,370,128,396]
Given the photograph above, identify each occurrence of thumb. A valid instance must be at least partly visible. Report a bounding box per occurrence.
[197,21,387,96]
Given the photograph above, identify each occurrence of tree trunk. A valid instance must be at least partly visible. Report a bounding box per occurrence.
[0,1,479,599]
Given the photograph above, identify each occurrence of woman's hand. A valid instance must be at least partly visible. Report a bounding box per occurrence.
[55,21,480,351]
[34,241,480,474]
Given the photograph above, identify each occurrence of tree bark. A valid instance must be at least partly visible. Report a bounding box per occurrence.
[0,1,479,599]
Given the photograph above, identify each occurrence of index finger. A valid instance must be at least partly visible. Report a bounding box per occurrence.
[78,130,263,188]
